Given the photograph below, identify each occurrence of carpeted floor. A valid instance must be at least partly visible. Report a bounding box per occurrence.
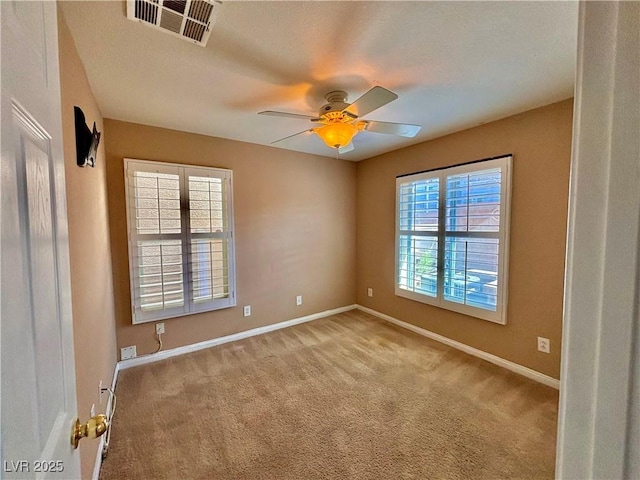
[100,310,558,480]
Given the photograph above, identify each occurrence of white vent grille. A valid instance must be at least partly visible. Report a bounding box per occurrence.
[126,0,219,47]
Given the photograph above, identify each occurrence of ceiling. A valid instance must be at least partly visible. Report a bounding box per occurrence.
[60,1,578,162]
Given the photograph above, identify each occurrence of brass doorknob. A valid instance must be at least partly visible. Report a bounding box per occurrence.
[71,414,108,449]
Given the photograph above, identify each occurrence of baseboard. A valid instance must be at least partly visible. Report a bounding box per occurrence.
[118,304,358,371]
[92,362,120,480]
[357,305,560,389]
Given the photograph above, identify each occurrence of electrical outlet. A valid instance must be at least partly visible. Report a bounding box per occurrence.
[367,288,373,297]
[90,404,96,417]
[537,337,550,353]
[296,295,302,306]
[99,380,104,404]
[243,305,251,317]
[121,345,137,360]
[155,322,165,335]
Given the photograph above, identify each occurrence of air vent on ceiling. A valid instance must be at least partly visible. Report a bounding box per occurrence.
[126,0,220,47]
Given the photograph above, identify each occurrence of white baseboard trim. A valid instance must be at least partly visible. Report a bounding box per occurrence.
[118,304,358,371]
[357,305,560,389]
[92,362,120,480]
[91,429,104,480]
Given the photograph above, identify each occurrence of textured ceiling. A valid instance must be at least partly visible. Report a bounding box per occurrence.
[60,1,577,161]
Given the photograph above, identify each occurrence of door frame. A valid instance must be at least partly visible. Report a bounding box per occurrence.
[556,1,640,478]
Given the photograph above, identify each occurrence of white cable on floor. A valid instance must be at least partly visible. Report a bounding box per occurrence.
[102,332,161,458]
[101,387,117,459]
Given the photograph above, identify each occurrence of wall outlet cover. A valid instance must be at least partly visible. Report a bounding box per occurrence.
[243,305,251,317]
[296,295,302,306]
[155,322,165,335]
[367,288,373,297]
[121,345,137,360]
[537,337,550,354]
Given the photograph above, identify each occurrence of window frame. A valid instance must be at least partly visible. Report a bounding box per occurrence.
[395,155,512,324]
[124,158,236,325]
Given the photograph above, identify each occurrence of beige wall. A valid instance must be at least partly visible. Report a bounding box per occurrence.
[58,9,118,479]
[356,100,573,379]
[103,120,357,355]
[58,18,570,457]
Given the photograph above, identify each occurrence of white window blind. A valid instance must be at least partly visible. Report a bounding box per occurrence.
[125,159,236,324]
[398,176,440,298]
[395,155,512,324]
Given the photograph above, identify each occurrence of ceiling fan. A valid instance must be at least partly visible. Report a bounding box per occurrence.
[258,86,421,154]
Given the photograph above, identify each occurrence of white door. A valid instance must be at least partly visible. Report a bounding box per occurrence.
[1,1,80,479]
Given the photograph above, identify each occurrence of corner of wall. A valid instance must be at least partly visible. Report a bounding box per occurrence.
[57,6,118,479]
[354,100,574,379]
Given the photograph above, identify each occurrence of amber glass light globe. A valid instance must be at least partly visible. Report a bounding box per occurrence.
[316,122,358,148]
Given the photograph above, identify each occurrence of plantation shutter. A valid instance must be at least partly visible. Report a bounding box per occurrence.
[125,159,235,324]
[395,155,511,324]
[184,166,234,313]
[443,166,503,312]
[397,174,440,298]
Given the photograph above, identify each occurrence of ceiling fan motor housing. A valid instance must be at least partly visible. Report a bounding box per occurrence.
[319,91,352,119]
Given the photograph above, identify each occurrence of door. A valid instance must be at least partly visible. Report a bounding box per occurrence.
[1,1,80,478]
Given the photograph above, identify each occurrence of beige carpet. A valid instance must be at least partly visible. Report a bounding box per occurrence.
[100,311,558,480]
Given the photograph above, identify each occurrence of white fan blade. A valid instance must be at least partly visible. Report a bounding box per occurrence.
[259,111,321,122]
[338,142,355,154]
[362,120,421,137]
[342,86,398,119]
[271,129,314,145]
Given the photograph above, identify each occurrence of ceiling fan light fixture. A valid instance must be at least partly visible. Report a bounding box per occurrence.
[263,86,419,154]
[315,122,359,149]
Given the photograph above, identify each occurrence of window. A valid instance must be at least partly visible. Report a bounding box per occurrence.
[124,159,236,324]
[396,155,512,324]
